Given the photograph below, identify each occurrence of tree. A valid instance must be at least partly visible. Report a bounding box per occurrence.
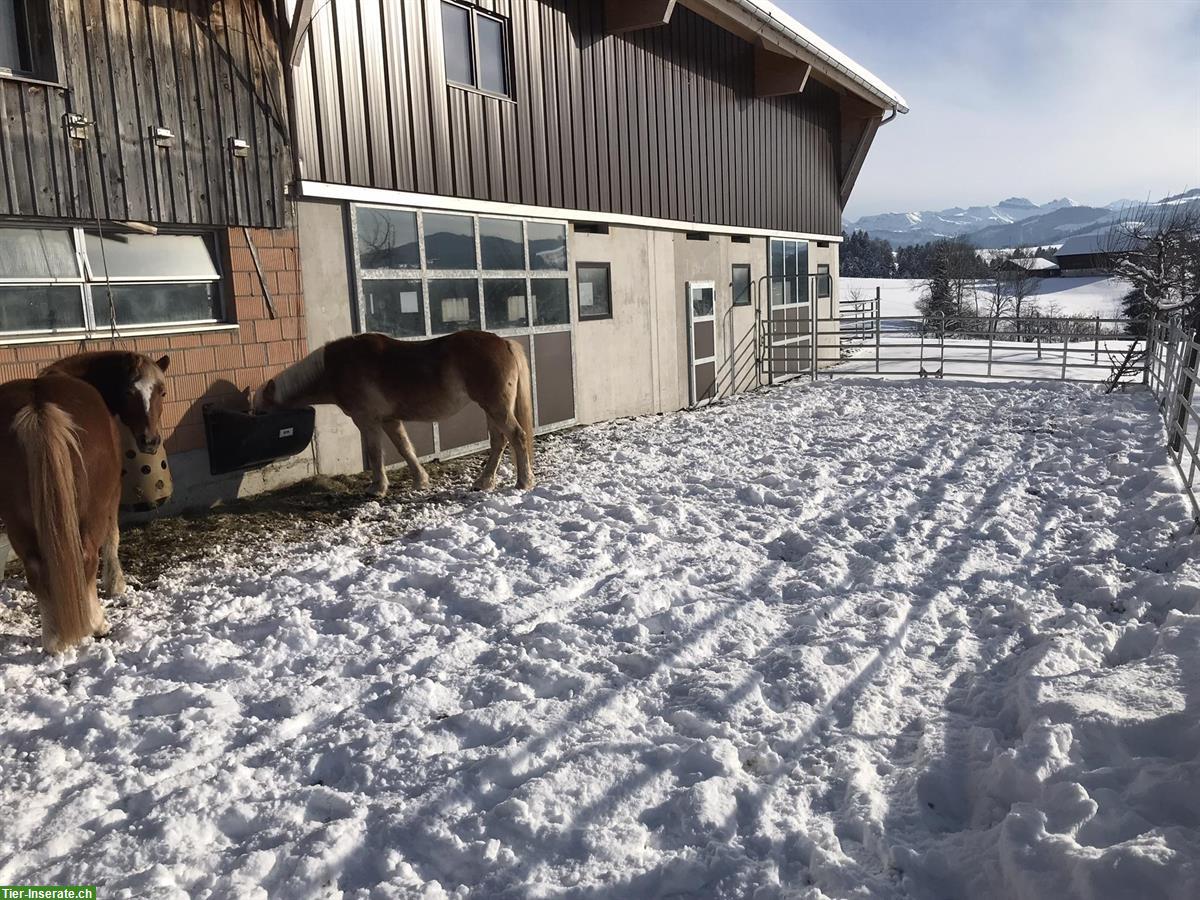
[840,230,896,278]
[1106,201,1200,333]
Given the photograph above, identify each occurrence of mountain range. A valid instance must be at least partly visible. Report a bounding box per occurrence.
[846,190,1200,249]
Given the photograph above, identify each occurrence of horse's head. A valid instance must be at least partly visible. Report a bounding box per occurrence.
[251,378,278,413]
[118,354,171,452]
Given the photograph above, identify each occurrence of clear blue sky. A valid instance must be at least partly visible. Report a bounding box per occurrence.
[778,0,1200,219]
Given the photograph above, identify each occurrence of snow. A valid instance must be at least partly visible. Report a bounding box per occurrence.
[842,276,1133,320]
[2,379,1199,898]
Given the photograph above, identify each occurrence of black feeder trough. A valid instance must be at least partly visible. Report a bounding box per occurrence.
[203,405,316,476]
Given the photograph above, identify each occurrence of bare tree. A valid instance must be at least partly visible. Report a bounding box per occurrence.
[1106,200,1200,331]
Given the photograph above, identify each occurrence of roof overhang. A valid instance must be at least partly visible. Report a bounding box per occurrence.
[680,0,908,114]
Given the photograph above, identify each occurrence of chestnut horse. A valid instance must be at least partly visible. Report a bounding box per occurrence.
[255,331,534,496]
[0,375,120,652]
[40,350,171,596]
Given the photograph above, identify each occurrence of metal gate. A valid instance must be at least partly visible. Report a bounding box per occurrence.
[758,273,817,385]
[687,281,717,406]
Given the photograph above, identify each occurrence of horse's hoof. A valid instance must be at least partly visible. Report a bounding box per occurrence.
[471,479,496,492]
[93,615,111,637]
[104,578,127,597]
[412,476,431,491]
[517,479,536,491]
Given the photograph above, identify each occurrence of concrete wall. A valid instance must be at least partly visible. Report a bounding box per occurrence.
[296,199,363,477]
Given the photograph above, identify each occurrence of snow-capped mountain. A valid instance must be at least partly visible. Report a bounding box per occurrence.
[847,197,1081,246]
[847,191,1200,249]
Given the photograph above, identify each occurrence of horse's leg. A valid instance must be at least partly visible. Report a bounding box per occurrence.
[83,540,109,637]
[381,419,430,491]
[100,510,126,598]
[21,553,63,653]
[473,421,508,492]
[353,415,389,497]
[487,407,534,490]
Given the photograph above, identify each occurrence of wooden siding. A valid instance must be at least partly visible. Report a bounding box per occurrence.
[293,0,843,235]
[0,0,289,228]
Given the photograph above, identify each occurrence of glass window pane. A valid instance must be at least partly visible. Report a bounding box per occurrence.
[484,278,527,328]
[363,278,426,337]
[429,278,480,333]
[769,239,784,277]
[0,285,85,332]
[357,207,419,270]
[817,264,831,299]
[84,232,219,281]
[527,221,566,270]
[576,265,610,320]
[441,1,474,86]
[532,278,570,326]
[795,243,810,305]
[0,227,79,280]
[424,212,477,269]
[477,14,508,95]
[479,217,524,269]
[784,241,798,276]
[732,265,751,306]
[93,282,220,326]
[692,286,714,317]
[0,3,22,72]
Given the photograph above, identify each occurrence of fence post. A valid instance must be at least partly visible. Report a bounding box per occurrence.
[1144,311,1156,388]
[1094,315,1101,366]
[987,321,995,378]
[1061,320,1069,381]
[874,286,881,375]
[1172,329,1199,454]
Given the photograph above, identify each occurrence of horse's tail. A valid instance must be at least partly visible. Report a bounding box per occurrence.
[12,401,93,649]
[509,339,535,470]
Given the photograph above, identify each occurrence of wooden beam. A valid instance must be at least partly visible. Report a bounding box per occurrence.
[604,0,676,35]
[287,0,315,67]
[839,105,881,210]
[754,41,812,98]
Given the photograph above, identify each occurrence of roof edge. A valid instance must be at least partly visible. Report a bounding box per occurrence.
[732,0,909,113]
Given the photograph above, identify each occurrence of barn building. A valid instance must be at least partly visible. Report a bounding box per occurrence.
[0,0,313,506]
[284,0,907,481]
[0,0,904,507]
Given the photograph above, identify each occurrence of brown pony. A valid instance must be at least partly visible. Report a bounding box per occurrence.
[44,351,172,453]
[40,350,171,595]
[0,375,120,652]
[255,331,534,496]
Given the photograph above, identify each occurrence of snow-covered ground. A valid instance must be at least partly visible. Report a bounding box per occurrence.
[842,276,1132,320]
[2,379,1199,899]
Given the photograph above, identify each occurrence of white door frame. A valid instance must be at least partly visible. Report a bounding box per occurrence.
[686,280,717,407]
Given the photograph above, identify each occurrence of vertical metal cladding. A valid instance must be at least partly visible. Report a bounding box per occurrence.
[295,0,843,236]
[0,0,289,228]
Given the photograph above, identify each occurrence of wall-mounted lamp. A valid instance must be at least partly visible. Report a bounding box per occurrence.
[65,113,92,141]
[150,126,176,148]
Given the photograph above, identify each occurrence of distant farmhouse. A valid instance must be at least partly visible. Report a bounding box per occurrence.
[1000,256,1060,277]
[1055,232,1144,275]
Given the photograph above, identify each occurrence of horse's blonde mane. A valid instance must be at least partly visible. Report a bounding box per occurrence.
[265,347,326,407]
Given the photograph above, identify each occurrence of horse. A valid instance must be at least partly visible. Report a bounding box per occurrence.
[43,351,172,453]
[0,375,121,652]
[254,331,535,497]
[39,350,172,595]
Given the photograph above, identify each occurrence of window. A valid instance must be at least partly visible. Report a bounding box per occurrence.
[732,264,751,307]
[0,0,55,79]
[768,238,809,307]
[576,263,612,321]
[816,264,831,299]
[0,226,222,338]
[441,1,510,97]
[352,205,569,339]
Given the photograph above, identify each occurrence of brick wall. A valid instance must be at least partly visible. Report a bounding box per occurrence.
[0,226,307,456]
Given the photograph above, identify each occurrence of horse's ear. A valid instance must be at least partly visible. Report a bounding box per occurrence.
[264,379,276,403]
[156,355,171,373]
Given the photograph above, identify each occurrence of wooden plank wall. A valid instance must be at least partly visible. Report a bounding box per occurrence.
[0,0,289,228]
[293,0,843,236]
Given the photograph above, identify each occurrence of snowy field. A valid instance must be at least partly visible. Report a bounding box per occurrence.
[841,276,1132,320]
[2,379,1200,898]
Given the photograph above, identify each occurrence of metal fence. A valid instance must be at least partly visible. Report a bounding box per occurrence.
[1145,315,1200,524]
